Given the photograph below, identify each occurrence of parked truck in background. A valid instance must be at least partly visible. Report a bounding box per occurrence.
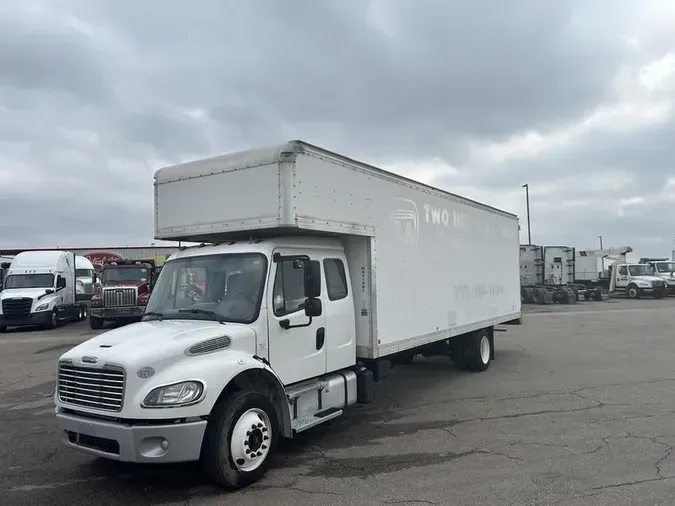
[0,255,15,291]
[89,259,157,329]
[0,251,87,332]
[638,257,675,295]
[54,140,522,489]
[519,244,582,304]
[574,247,666,299]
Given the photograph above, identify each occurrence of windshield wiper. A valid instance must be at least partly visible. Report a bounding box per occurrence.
[143,311,165,321]
[177,308,227,324]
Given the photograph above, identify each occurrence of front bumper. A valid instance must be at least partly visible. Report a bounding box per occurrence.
[91,306,145,320]
[56,411,207,463]
[0,311,51,328]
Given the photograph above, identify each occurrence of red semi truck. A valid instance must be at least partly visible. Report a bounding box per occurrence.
[89,259,157,329]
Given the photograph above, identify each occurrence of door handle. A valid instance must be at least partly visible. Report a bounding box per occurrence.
[316,327,325,350]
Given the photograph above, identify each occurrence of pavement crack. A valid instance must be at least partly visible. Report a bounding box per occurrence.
[382,500,438,505]
[591,475,675,491]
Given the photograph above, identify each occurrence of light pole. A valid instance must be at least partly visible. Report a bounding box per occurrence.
[598,235,603,249]
[522,183,531,245]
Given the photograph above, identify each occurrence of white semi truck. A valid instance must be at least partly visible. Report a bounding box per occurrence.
[54,140,522,489]
[0,250,88,332]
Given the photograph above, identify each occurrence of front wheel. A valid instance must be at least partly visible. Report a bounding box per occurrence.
[44,310,58,330]
[626,284,639,299]
[202,391,279,489]
[89,316,104,329]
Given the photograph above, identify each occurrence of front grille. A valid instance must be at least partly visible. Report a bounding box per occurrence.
[2,298,32,319]
[103,287,136,307]
[57,362,125,412]
[653,280,665,288]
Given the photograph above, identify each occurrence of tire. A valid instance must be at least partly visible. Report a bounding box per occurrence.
[465,330,491,372]
[202,390,279,489]
[44,310,58,330]
[627,284,639,299]
[0,325,6,333]
[89,316,104,330]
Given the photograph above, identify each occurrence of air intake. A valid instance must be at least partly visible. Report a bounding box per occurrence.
[186,336,232,356]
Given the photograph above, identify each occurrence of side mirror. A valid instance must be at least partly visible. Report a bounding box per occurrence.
[92,273,98,283]
[57,276,66,289]
[304,260,321,298]
[45,288,54,294]
[304,297,322,317]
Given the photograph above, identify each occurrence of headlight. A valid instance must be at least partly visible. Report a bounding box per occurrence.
[35,303,49,311]
[142,380,205,408]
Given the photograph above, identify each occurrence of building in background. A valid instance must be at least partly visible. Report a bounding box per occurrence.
[0,246,180,269]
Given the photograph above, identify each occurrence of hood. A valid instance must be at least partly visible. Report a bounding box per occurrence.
[0,287,54,300]
[60,319,256,369]
[633,275,664,283]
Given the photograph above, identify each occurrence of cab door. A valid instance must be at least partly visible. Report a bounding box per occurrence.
[267,248,327,385]
[616,265,629,288]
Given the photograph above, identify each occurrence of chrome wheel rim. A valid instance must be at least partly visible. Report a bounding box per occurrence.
[230,408,272,472]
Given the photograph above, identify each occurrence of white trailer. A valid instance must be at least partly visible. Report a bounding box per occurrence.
[0,250,87,332]
[54,140,522,489]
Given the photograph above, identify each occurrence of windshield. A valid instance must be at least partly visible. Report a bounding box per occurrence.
[144,253,267,324]
[102,267,149,284]
[628,264,654,276]
[655,262,675,273]
[76,269,93,278]
[4,273,54,289]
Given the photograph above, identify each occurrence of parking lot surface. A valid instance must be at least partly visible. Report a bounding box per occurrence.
[2,299,675,505]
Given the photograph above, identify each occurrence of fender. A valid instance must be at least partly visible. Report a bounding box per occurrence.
[210,351,293,438]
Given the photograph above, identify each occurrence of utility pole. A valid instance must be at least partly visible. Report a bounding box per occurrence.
[522,183,531,245]
[598,235,603,249]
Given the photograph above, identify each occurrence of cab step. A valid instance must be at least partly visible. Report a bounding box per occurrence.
[291,407,343,433]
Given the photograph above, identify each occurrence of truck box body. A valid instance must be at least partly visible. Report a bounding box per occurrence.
[575,252,605,282]
[543,246,575,285]
[154,140,521,359]
[519,244,544,286]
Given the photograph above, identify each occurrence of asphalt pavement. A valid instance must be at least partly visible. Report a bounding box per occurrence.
[3,298,675,505]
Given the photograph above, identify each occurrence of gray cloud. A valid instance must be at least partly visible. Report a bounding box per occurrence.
[0,0,674,259]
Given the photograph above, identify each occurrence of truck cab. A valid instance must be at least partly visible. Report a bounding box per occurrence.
[89,259,157,329]
[638,258,675,295]
[611,262,666,298]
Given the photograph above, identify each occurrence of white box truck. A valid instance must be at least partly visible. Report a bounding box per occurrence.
[0,250,88,332]
[54,140,522,489]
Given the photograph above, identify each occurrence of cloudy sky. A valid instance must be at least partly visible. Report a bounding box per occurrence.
[1,0,675,260]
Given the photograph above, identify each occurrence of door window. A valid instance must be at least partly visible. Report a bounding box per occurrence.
[324,258,348,301]
[618,266,628,276]
[273,259,314,316]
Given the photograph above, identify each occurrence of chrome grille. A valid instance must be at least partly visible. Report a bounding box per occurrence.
[57,362,125,412]
[653,280,665,288]
[103,287,136,307]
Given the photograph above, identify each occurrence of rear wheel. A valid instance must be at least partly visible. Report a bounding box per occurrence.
[451,329,492,372]
[465,330,491,372]
[202,391,279,489]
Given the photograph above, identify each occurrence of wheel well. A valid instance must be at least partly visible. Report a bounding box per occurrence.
[212,368,292,438]
[488,327,495,361]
